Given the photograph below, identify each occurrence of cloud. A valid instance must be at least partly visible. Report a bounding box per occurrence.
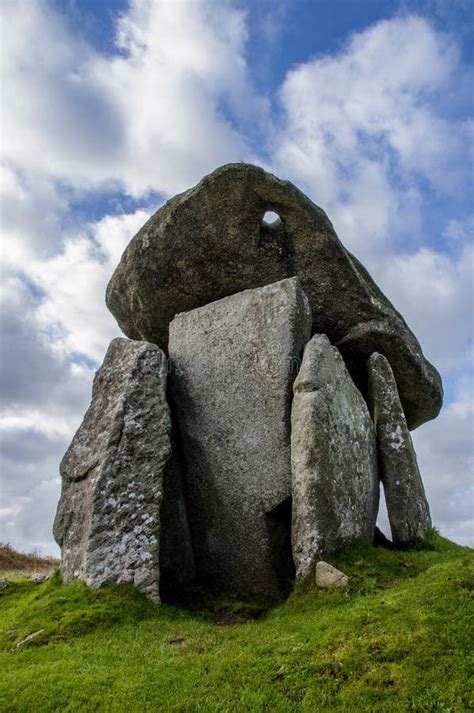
[0,0,261,199]
[273,15,472,260]
[376,244,474,373]
[0,165,67,262]
[0,0,262,554]
[28,209,151,362]
[443,215,474,243]
[0,0,121,190]
[413,384,474,545]
[0,276,95,554]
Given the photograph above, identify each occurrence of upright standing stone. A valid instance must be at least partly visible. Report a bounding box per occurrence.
[53,338,194,601]
[368,352,432,545]
[169,278,312,596]
[291,334,379,579]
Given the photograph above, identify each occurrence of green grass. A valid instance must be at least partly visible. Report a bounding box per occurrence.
[1,531,472,712]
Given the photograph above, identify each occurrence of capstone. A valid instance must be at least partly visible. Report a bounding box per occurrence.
[107,163,442,429]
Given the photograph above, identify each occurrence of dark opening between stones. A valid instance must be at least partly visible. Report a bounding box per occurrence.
[266,496,295,591]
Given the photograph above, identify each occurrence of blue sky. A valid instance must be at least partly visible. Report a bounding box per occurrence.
[1,0,473,554]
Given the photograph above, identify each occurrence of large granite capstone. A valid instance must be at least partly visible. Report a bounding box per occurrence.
[291,335,379,579]
[106,163,442,429]
[168,278,312,596]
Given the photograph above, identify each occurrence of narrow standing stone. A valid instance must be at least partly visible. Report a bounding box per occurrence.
[291,334,379,579]
[368,352,431,545]
[169,278,312,596]
[53,338,194,601]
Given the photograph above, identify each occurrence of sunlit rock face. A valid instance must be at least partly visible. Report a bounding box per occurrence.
[53,338,194,602]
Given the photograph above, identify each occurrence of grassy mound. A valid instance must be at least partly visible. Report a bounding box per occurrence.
[1,531,472,712]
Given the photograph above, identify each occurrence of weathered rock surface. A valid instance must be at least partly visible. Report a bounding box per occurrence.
[291,334,379,579]
[107,163,442,429]
[168,278,312,596]
[29,572,52,583]
[53,338,194,601]
[368,352,432,545]
[315,562,349,588]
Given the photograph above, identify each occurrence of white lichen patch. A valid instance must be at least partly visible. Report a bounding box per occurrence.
[389,424,405,450]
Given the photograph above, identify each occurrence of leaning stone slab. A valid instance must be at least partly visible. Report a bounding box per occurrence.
[169,278,312,596]
[107,162,442,429]
[53,338,194,601]
[368,352,432,545]
[291,334,379,580]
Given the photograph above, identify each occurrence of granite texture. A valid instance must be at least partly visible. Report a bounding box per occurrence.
[291,334,379,579]
[107,163,442,429]
[368,352,432,545]
[168,278,312,596]
[53,338,195,601]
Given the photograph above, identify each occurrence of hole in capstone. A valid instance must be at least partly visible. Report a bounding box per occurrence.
[262,211,281,227]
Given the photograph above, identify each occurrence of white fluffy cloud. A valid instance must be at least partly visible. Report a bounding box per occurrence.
[0,2,472,553]
[274,15,471,260]
[0,0,260,199]
[0,276,94,554]
[378,244,474,373]
[29,209,151,362]
[413,385,474,545]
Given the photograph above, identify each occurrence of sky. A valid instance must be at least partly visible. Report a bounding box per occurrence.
[0,0,473,555]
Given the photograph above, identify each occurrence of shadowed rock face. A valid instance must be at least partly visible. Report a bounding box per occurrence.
[168,278,312,596]
[106,163,442,430]
[53,338,195,602]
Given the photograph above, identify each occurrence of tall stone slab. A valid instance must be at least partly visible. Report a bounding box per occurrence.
[107,162,442,429]
[53,338,195,601]
[291,334,379,579]
[169,278,312,596]
[368,352,432,545]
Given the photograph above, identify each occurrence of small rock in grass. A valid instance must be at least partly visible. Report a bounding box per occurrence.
[315,562,349,588]
[0,578,9,590]
[29,572,52,582]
